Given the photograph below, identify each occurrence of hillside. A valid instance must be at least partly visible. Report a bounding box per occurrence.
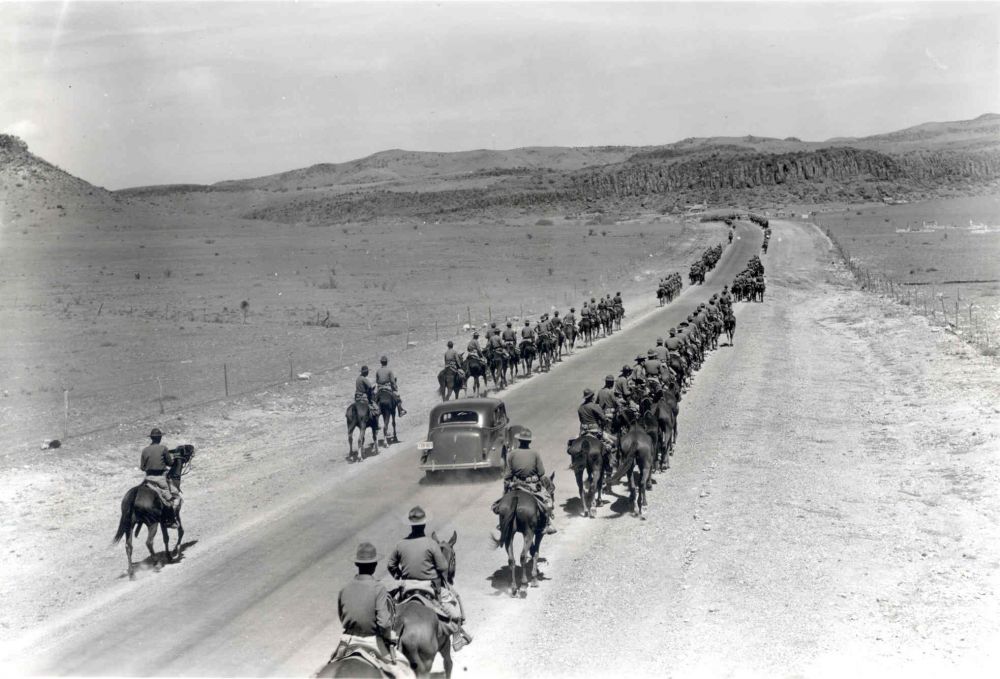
[0,134,119,223]
[9,115,999,226]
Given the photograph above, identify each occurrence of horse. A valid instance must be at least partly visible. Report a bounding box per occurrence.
[519,340,535,376]
[619,411,656,518]
[642,394,676,472]
[723,310,736,345]
[566,435,606,517]
[578,317,593,346]
[375,387,399,445]
[491,473,555,597]
[347,399,380,461]
[535,334,553,372]
[613,304,624,330]
[463,355,489,397]
[437,365,463,401]
[395,531,458,679]
[113,445,195,579]
[564,322,577,353]
[487,347,508,390]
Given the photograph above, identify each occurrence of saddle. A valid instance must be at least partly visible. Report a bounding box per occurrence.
[390,580,455,629]
[330,636,411,679]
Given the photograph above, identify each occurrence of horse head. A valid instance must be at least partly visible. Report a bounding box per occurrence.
[431,530,457,585]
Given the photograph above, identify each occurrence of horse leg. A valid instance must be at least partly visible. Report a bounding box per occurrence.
[347,426,355,461]
[440,642,454,679]
[575,468,586,517]
[146,522,160,568]
[391,411,397,443]
[161,520,172,562]
[529,531,544,587]
[175,515,184,559]
[522,530,535,589]
[125,521,135,579]
[507,540,518,597]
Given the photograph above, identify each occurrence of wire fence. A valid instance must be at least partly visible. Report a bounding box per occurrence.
[823,225,997,355]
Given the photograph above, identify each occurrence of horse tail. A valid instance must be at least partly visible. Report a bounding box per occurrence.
[491,494,518,550]
[113,487,137,544]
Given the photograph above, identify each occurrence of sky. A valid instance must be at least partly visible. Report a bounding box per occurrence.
[1,1,998,189]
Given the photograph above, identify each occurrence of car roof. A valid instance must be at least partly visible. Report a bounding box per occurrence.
[429,397,505,420]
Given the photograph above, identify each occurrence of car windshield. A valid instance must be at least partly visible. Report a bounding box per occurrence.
[438,410,480,425]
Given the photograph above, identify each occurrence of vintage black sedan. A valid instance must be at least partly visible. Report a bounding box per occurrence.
[417,397,521,474]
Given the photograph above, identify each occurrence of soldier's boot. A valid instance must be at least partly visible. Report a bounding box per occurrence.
[452,625,473,651]
[544,503,558,535]
[396,397,406,417]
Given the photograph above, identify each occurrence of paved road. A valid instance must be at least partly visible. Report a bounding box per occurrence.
[21,224,761,676]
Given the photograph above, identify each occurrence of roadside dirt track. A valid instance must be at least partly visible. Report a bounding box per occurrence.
[7,219,998,677]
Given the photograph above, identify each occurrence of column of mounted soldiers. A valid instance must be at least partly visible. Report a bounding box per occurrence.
[440,290,629,395]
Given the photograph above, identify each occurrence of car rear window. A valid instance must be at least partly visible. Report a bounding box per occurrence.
[439,410,479,425]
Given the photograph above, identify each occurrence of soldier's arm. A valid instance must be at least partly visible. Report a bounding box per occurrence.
[387,548,401,579]
[374,584,394,636]
[534,453,546,477]
[430,543,449,576]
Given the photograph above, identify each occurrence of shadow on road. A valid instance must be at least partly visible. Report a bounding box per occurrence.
[117,539,199,579]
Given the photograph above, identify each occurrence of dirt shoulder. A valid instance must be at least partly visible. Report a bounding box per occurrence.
[457,220,1000,677]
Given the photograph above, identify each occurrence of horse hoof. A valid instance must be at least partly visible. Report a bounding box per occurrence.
[640,515,647,521]
[529,581,539,588]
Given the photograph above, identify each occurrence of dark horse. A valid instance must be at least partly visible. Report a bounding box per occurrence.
[724,309,736,345]
[437,365,463,401]
[563,322,577,353]
[642,393,676,472]
[619,411,656,519]
[463,355,488,397]
[375,387,399,445]
[566,435,607,518]
[491,473,555,597]
[347,400,379,461]
[486,347,509,390]
[113,445,195,579]
[519,340,535,377]
[316,656,382,678]
[395,531,459,679]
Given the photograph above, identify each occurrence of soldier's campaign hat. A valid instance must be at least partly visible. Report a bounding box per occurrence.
[473,332,479,338]
[380,355,388,363]
[514,428,533,442]
[407,506,430,526]
[620,365,632,374]
[553,310,560,315]
[570,307,575,312]
[635,354,646,362]
[361,365,369,372]
[605,374,615,383]
[669,329,676,335]
[506,321,513,326]
[583,388,595,400]
[524,320,531,325]
[354,542,378,564]
[491,322,497,327]
[656,337,664,344]
[149,428,163,438]
[647,349,657,358]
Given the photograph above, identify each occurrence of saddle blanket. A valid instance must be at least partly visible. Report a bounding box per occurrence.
[330,635,414,679]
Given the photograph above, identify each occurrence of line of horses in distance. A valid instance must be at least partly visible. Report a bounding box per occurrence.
[494,250,768,602]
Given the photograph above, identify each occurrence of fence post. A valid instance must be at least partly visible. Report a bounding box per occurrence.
[157,376,165,414]
[289,359,294,381]
[63,389,69,441]
[223,364,229,397]
[339,340,344,366]
[405,309,411,349]
[435,319,439,341]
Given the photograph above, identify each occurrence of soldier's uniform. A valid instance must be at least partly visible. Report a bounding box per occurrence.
[595,381,617,412]
[356,373,375,403]
[140,436,179,510]
[644,353,664,380]
[466,337,482,360]
[613,369,633,403]
[375,362,405,416]
[487,332,504,353]
[653,340,669,363]
[443,347,462,370]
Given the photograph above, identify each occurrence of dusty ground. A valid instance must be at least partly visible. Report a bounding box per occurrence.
[460,220,1000,677]
[0,199,722,456]
[0,211,726,641]
[2,219,997,677]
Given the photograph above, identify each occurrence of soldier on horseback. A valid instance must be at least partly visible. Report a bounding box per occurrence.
[376,356,406,418]
[140,428,180,524]
[328,542,413,678]
[356,366,376,410]
[498,430,557,535]
[466,332,483,361]
[487,327,505,356]
[388,507,473,651]
[580,388,616,451]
